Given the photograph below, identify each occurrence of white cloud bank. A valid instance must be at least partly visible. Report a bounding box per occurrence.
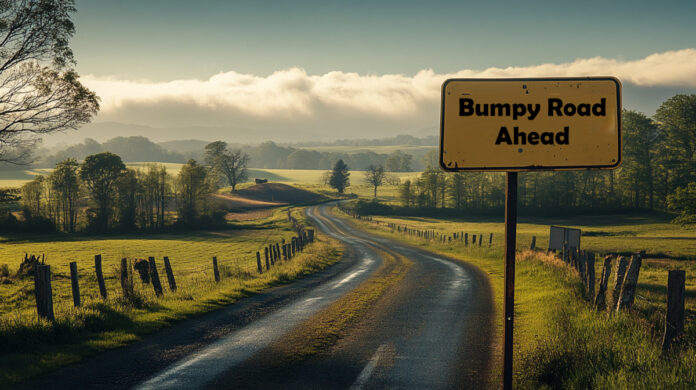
[84,49,696,118]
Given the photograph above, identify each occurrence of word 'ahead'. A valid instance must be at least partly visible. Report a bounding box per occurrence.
[440,78,621,171]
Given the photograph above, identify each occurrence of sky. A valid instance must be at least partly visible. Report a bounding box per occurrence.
[50,0,696,145]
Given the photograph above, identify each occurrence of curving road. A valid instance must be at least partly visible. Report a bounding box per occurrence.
[19,203,494,390]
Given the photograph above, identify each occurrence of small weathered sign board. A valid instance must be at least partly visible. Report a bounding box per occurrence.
[440,77,621,171]
[549,226,582,251]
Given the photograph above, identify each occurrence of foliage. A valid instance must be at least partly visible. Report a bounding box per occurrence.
[204,141,250,191]
[0,0,99,162]
[329,159,350,193]
[80,152,126,232]
[667,182,696,225]
[363,164,385,197]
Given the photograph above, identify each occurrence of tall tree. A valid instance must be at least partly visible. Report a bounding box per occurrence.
[329,159,350,193]
[48,158,79,232]
[654,94,696,191]
[364,165,386,197]
[399,179,413,207]
[205,141,250,191]
[175,159,210,226]
[449,173,465,209]
[0,0,99,162]
[80,152,125,232]
[115,169,138,232]
[621,110,659,208]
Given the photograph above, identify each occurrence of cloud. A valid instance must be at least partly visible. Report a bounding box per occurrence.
[82,48,696,118]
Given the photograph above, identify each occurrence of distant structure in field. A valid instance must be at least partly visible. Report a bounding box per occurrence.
[255,178,268,184]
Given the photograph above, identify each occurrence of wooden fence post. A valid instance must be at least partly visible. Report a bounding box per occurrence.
[256,252,263,273]
[120,258,132,300]
[264,248,270,270]
[282,244,287,261]
[562,242,569,264]
[594,255,613,311]
[489,233,493,246]
[586,252,595,302]
[610,256,628,314]
[95,254,108,299]
[530,236,536,250]
[617,255,643,311]
[465,233,468,246]
[149,257,164,296]
[163,256,177,292]
[478,234,483,247]
[269,245,275,265]
[309,229,314,243]
[211,256,220,283]
[662,270,685,352]
[69,261,80,307]
[34,264,54,321]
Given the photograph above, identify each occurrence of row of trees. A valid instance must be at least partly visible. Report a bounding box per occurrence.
[396,97,696,221]
[19,152,226,233]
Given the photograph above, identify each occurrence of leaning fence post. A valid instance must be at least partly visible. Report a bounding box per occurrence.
[120,258,131,300]
[69,261,80,307]
[617,255,643,312]
[530,236,536,250]
[264,248,270,270]
[149,257,164,296]
[489,233,493,246]
[212,256,220,282]
[610,256,628,314]
[478,234,483,247]
[34,264,54,321]
[586,252,595,302]
[95,254,108,299]
[662,270,685,353]
[594,255,613,311]
[163,256,177,292]
[256,252,263,274]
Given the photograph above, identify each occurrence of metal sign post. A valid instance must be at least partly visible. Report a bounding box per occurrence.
[439,77,622,390]
[503,172,517,390]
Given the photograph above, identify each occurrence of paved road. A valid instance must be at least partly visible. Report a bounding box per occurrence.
[19,203,494,389]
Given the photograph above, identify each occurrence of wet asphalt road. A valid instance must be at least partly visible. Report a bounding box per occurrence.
[19,203,494,389]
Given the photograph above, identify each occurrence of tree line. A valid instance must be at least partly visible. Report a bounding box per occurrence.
[8,144,250,233]
[392,96,696,222]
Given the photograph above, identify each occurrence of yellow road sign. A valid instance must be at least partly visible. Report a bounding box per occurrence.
[440,77,621,171]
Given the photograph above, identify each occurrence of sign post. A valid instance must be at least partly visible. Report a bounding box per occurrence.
[440,77,621,390]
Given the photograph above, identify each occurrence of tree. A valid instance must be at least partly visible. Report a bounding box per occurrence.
[137,164,169,229]
[385,150,413,172]
[654,94,696,191]
[329,159,350,193]
[450,173,465,209]
[620,110,659,208]
[21,175,44,218]
[399,179,413,207]
[48,158,79,232]
[80,152,125,232]
[364,165,386,197]
[115,169,138,232]
[175,159,210,226]
[205,141,250,191]
[0,0,99,162]
[667,182,696,225]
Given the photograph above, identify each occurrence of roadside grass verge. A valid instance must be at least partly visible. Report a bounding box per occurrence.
[0,209,342,387]
[336,208,696,389]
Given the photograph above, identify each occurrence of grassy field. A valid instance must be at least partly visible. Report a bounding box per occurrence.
[0,208,342,386]
[337,207,696,388]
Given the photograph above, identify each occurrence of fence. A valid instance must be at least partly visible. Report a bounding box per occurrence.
[29,226,317,322]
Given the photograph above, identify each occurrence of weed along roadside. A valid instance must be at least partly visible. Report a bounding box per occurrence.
[0,207,341,387]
